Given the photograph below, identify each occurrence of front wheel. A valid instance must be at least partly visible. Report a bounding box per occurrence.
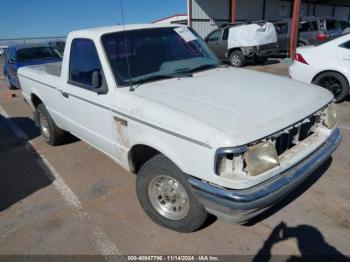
[229,50,246,67]
[136,154,208,232]
[313,72,349,103]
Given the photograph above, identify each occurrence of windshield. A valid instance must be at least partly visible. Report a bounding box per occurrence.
[17,47,62,63]
[101,27,220,86]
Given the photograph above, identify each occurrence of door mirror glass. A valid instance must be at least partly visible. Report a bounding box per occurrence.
[92,70,108,95]
[92,70,101,89]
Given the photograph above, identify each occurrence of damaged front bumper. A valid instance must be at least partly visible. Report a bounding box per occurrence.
[188,128,342,224]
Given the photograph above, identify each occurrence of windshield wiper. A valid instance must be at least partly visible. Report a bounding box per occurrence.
[128,72,193,91]
[188,63,219,73]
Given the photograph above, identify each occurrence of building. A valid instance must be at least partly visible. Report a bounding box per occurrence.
[188,0,350,38]
[153,14,188,25]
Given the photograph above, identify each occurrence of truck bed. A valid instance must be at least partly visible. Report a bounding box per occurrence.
[18,62,62,121]
[45,62,62,77]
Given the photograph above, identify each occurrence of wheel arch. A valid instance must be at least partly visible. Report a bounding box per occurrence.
[228,47,243,57]
[31,93,44,109]
[127,143,186,175]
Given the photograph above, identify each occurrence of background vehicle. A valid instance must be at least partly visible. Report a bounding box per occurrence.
[19,24,340,232]
[275,17,350,53]
[3,44,62,89]
[48,41,66,55]
[0,48,6,56]
[289,33,350,102]
[205,22,278,67]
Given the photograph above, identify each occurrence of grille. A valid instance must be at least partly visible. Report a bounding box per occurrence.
[273,115,320,156]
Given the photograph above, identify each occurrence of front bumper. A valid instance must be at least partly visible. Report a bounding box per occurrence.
[188,128,342,224]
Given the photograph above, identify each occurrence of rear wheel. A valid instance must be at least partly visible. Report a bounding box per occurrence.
[136,154,208,232]
[313,72,349,103]
[229,50,246,67]
[36,103,65,145]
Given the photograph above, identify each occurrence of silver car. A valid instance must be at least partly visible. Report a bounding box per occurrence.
[275,16,350,53]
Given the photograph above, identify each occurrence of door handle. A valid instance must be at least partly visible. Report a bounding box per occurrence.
[61,91,69,98]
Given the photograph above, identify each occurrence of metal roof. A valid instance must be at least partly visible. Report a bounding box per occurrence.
[298,0,350,6]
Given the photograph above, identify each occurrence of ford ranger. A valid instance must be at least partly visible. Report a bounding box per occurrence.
[18,24,341,232]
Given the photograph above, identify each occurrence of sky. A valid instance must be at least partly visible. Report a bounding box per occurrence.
[0,0,187,40]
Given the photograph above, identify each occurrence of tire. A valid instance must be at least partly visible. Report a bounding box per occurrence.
[136,154,209,233]
[313,72,349,103]
[229,50,246,67]
[36,103,65,145]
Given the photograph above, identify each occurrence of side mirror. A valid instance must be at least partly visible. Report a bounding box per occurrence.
[91,70,108,95]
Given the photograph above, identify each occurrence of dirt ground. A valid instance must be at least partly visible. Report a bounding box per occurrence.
[0,58,349,260]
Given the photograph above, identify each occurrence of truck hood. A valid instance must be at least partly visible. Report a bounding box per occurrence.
[135,68,333,147]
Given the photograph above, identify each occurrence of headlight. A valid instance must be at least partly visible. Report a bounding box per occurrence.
[323,104,337,129]
[244,142,280,177]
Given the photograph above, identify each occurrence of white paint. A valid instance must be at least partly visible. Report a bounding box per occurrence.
[0,105,121,257]
[36,157,82,211]
[92,227,122,256]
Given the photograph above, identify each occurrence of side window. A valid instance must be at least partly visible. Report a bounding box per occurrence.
[340,41,350,49]
[6,48,12,61]
[275,23,288,34]
[5,49,9,61]
[299,22,317,32]
[222,28,229,41]
[207,30,221,42]
[69,39,104,90]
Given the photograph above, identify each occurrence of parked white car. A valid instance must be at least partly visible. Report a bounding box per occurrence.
[0,48,6,56]
[289,34,350,102]
[18,24,341,232]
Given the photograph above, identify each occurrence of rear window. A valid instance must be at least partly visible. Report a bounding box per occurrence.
[17,47,61,63]
[299,21,318,32]
[326,20,338,31]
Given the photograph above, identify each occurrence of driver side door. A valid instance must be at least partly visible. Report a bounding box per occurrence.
[205,30,225,59]
[60,38,117,157]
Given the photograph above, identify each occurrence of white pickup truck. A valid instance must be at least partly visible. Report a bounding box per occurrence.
[19,24,341,232]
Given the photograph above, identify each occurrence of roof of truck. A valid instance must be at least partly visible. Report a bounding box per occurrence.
[69,23,185,37]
